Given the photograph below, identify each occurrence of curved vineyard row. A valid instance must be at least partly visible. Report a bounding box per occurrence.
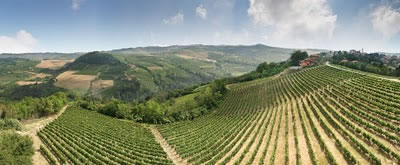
[158,65,400,165]
[37,64,400,165]
[38,107,173,165]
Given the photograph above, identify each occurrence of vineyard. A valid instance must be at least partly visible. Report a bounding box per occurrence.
[38,108,172,165]
[37,65,400,165]
[158,65,400,165]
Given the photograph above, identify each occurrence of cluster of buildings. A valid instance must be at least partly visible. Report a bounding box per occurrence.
[300,55,320,67]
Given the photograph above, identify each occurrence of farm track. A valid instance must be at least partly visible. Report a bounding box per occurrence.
[150,126,188,165]
[19,105,69,165]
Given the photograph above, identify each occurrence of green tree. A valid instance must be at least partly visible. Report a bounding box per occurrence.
[0,132,34,165]
[290,50,308,66]
[396,65,400,76]
[115,103,132,119]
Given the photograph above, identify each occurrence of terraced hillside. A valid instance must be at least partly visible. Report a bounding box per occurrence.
[37,65,400,165]
[158,65,400,165]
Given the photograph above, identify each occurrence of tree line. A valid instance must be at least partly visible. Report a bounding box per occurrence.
[78,79,226,124]
[0,92,68,120]
[331,51,400,77]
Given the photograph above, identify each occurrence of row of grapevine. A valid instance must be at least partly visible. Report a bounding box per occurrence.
[38,107,173,165]
[38,64,400,165]
[158,65,399,165]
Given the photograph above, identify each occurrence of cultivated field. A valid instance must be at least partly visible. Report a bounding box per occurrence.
[147,66,163,71]
[37,65,400,165]
[158,65,400,165]
[36,60,74,70]
[16,81,42,86]
[90,80,114,94]
[54,71,96,90]
[38,107,172,165]
[25,72,51,79]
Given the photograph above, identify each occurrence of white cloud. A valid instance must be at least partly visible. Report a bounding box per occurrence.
[248,0,337,45]
[196,4,208,19]
[163,12,184,25]
[370,4,400,39]
[72,0,85,10]
[0,30,39,53]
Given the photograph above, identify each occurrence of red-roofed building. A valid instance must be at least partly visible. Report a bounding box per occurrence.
[300,55,319,67]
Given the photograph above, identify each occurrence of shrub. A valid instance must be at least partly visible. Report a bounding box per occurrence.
[0,119,22,131]
[0,132,34,165]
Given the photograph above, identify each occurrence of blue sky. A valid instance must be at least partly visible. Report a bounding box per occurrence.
[1,0,400,53]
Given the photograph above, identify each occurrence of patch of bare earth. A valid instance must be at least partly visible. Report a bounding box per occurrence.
[149,126,188,165]
[147,66,163,71]
[18,105,69,165]
[16,81,42,86]
[90,80,114,94]
[54,71,97,90]
[91,80,113,90]
[35,59,74,70]
[25,71,51,79]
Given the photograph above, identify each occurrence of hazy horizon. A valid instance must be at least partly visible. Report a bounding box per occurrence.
[0,43,388,55]
[1,0,400,53]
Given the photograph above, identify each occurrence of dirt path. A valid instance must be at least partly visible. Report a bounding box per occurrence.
[18,105,69,165]
[149,126,189,165]
[326,62,400,83]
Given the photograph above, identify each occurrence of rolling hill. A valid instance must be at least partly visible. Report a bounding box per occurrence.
[37,64,400,164]
[1,44,307,101]
[47,44,324,100]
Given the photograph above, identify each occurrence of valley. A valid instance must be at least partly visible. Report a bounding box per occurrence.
[3,1,400,164]
[35,64,400,165]
[1,46,400,165]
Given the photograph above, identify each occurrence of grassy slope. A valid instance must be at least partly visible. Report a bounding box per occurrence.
[1,45,323,101]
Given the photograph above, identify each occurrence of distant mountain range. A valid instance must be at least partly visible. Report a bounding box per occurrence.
[0,44,328,61]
